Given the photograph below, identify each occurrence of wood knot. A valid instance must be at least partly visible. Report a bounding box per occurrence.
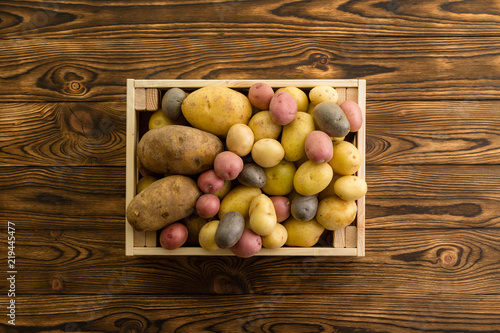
[51,276,64,292]
[49,230,63,239]
[38,64,96,97]
[437,248,459,268]
[68,109,94,135]
[213,275,246,294]
[116,319,145,333]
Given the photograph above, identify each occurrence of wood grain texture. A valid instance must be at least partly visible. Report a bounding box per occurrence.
[0,38,498,101]
[2,293,500,332]
[1,0,499,38]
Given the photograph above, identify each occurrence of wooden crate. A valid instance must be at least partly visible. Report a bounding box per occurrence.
[126,79,366,256]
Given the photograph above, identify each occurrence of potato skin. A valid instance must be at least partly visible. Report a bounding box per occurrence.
[262,223,288,249]
[214,151,244,180]
[293,160,333,196]
[159,223,188,250]
[215,211,246,248]
[248,82,274,110]
[162,87,187,121]
[329,141,362,176]
[305,130,334,164]
[219,185,262,220]
[316,195,357,230]
[138,125,223,175]
[230,228,262,258]
[281,112,315,162]
[313,102,350,138]
[291,194,318,221]
[195,193,220,219]
[248,111,282,141]
[126,175,201,232]
[181,86,253,137]
[283,217,324,247]
[237,163,266,188]
[334,175,367,201]
[340,100,363,132]
[269,91,298,125]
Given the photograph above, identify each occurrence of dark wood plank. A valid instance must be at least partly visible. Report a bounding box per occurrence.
[1,0,499,38]
[1,165,498,230]
[0,102,126,166]
[4,228,500,296]
[0,38,498,101]
[3,294,500,332]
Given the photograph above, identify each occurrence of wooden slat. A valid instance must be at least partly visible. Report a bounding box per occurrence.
[345,226,357,248]
[4,229,500,296]
[0,38,498,101]
[333,229,346,248]
[134,88,146,110]
[145,88,159,111]
[1,0,499,38]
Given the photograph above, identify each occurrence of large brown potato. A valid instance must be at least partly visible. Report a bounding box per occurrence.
[137,125,224,175]
[127,175,201,231]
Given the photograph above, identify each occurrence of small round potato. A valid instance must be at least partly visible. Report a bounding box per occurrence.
[226,123,255,157]
[248,82,274,110]
[316,195,357,230]
[197,169,225,194]
[281,112,315,162]
[219,185,262,220]
[262,223,288,249]
[230,228,262,258]
[159,223,188,250]
[183,215,208,247]
[162,87,187,120]
[214,151,244,180]
[334,175,367,201]
[340,100,363,132]
[251,139,285,168]
[270,196,291,222]
[196,193,220,219]
[276,87,309,112]
[199,220,221,251]
[269,91,298,125]
[248,111,282,141]
[262,160,296,196]
[237,163,266,188]
[249,194,277,236]
[215,211,246,249]
[293,160,333,196]
[305,130,334,164]
[313,102,350,138]
[329,141,362,176]
[283,217,324,247]
[291,194,318,221]
[309,86,339,105]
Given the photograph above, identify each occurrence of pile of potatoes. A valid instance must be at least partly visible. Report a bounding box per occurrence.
[126,83,367,257]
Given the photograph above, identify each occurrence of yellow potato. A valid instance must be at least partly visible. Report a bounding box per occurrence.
[248,111,282,141]
[283,217,324,247]
[293,160,333,196]
[334,175,367,201]
[276,87,309,112]
[262,223,288,249]
[316,195,357,230]
[281,112,315,162]
[249,194,277,236]
[226,123,254,157]
[329,141,362,175]
[309,86,339,105]
[262,160,296,196]
[317,173,343,201]
[181,86,253,137]
[199,220,221,251]
[218,185,262,220]
[213,180,232,199]
[136,176,158,194]
[148,110,187,130]
[251,139,285,168]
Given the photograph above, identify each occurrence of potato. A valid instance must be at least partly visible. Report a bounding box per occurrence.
[214,180,232,199]
[148,110,187,130]
[270,196,291,222]
[249,194,277,236]
[237,163,266,188]
[309,86,338,105]
[214,151,244,180]
[162,87,187,121]
[269,91,298,125]
[281,112,315,162]
[199,220,221,251]
[248,82,274,110]
[197,169,225,194]
[305,130,334,164]
[136,175,158,194]
[248,111,282,141]
[183,215,207,246]
[230,228,262,258]
[283,217,324,247]
[328,141,362,176]
[226,124,254,157]
[138,125,223,175]
[316,195,357,230]
[126,175,201,232]
[318,173,343,201]
[159,223,188,250]
[291,194,318,221]
[262,223,288,249]
[313,102,350,138]
[334,175,367,201]
[340,100,363,132]
[251,139,285,168]
[293,160,333,196]
[262,160,296,196]
[276,87,309,112]
[219,185,262,220]
[181,86,253,137]
[215,211,245,248]
[195,193,220,219]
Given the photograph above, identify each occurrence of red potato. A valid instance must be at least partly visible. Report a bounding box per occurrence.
[197,169,225,194]
[159,223,188,250]
[305,130,334,164]
[248,82,274,110]
[230,228,262,258]
[270,196,291,223]
[196,194,220,219]
[340,100,363,132]
[269,91,298,125]
[214,151,244,180]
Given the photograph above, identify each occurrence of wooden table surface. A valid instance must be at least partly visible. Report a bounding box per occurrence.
[1,1,499,332]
